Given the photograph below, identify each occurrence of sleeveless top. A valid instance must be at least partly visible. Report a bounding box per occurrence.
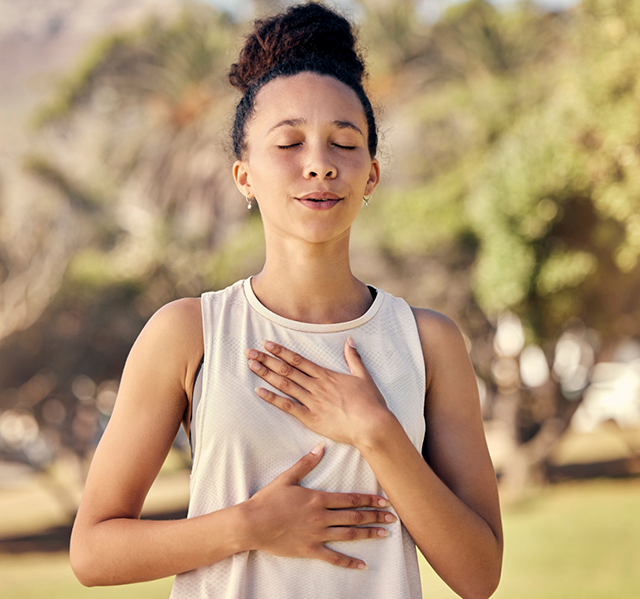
[170,278,426,599]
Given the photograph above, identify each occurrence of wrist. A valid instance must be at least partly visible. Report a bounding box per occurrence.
[355,407,402,454]
[222,501,256,555]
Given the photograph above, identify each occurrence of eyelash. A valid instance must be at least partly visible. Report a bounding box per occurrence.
[277,143,356,150]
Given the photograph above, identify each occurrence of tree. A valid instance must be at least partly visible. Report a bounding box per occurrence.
[0,3,264,483]
[360,0,640,497]
[3,0,638,505]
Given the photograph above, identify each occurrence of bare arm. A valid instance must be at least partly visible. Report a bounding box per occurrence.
[245,309,503,599]
[359,310,503,599]
[70,298,226,585]
[70,299,393,587]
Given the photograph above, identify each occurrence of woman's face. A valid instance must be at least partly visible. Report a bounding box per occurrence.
[233,72,380,246]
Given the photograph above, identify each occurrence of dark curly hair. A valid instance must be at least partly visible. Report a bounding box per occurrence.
[228,2,378,159]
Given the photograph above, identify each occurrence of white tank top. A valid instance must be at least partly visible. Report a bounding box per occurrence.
[170,278,426,599]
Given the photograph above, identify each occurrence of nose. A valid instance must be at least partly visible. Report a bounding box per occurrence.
[304,144,337,180]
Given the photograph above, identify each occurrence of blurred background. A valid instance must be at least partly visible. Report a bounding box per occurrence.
[1,0,639,597]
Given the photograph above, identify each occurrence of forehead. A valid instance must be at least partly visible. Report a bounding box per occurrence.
[250,72,367,133]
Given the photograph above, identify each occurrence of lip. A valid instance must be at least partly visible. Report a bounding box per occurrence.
[296,193,343,211]
[297,192,342,201]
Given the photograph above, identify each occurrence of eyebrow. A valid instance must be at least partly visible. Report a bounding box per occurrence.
[267,118,364,137]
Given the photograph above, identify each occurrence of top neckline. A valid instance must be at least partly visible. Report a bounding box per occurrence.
[242,277,384,333]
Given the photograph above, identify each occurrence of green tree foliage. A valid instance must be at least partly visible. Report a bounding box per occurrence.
[2,0,639,492]
[28,4,265,304]
[0,3,263,471]
[470,0,640,340]
[366,0,639,343]
[358,0,640,493]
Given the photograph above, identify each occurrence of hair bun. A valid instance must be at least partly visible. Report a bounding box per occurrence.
[229,3,365,93]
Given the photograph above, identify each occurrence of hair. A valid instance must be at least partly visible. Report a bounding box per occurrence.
[228,2,378,159]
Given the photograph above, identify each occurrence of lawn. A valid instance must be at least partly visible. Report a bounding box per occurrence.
[419,478,640,599]
[1,477,639,598]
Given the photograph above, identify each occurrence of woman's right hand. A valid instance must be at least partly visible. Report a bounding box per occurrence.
[241,442,396,569]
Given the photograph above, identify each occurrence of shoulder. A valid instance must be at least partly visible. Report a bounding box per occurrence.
[409,307,469,391]
[379,290,460,341]
[148,296,202,326]
[153,296,201,328]
[410,306,460,336]
[141,298,202,346]
[410,306,466,353]
[126,298,203,396]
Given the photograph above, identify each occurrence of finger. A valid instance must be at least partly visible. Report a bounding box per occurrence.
[313,545,367,570]
[344,336,368,378]
[324,526,391,543]
[248,359,310,401]
[255,387,310,422]
[327,509,397,527]
[245,349,309,388]
[263,340,324,378]
[276,441,324,485]
[320,491,390,509]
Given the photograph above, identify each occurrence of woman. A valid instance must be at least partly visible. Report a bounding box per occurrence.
[70,4,503,598]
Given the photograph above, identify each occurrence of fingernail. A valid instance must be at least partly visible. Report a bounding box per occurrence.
[255,387,267,397]
[246,349,258,359]
[347,336,356,349]
[264,340,275,350]
[384,513,396,523]
[377,529,389,537]
[377,498,389,507]
[357,563,368,570]
[310,441,325,455]
[249,360,260,371]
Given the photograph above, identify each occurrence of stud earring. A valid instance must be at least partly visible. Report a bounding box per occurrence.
[363,193,373,207]
[245,194,254,210]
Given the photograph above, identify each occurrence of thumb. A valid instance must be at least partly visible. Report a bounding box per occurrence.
[282,441,325,486]
[344,336,367,377]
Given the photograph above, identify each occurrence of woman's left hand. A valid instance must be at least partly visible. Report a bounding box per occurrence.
[245,338,391,447]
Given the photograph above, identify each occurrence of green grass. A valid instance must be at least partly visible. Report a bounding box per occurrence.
[419,478,640,599]
[0,553,173,599]
[1,478,639,598]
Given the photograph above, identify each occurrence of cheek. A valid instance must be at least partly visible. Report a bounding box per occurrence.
[250,163,296,201]
[251,147,298,172]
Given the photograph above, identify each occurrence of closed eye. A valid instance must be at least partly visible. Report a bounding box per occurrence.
[277,143,355,150]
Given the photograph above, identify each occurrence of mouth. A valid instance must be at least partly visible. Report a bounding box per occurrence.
[296,193,343,211]
[297,192,342,202]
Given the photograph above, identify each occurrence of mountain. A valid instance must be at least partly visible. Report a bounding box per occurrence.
[0,0,184,130]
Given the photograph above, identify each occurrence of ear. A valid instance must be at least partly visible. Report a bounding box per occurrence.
[365,158,381,196]
[233,160,253,198]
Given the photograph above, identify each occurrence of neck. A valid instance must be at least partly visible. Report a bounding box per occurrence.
[251,233,372,324]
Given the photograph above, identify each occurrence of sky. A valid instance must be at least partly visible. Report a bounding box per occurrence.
[491,0,578,8]
[205,0,580,20]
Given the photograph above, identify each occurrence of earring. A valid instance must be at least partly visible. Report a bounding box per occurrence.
[363,193,372,207]
[245,194,253,210]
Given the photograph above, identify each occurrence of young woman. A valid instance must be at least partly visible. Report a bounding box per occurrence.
[70,4,503,598]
